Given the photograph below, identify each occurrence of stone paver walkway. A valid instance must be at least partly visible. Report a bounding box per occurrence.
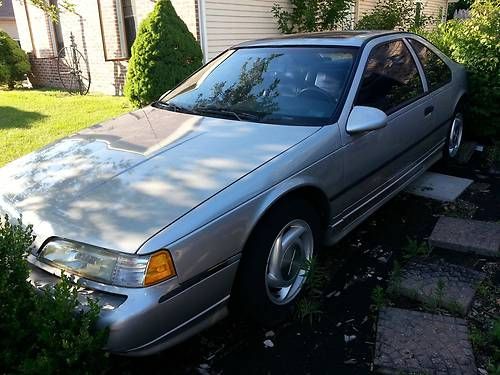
[405,172,473,202]
[395,259,486,315]
[375,307,476,374]
[429,216,500,257]
[375,168,500,374]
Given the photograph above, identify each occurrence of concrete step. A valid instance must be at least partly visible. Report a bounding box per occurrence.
[429,216,500,258]
[405,172,473,202]
[375,307,476,374]
[394,259,486,315]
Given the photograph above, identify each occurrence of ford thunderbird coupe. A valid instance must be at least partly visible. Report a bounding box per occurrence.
[0,31,466,355]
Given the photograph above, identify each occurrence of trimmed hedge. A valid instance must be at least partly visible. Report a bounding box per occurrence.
[0,30,30,89]
[124,0,203,107]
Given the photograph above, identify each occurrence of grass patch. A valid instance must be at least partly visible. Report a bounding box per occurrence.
[295,257,330,324]
[476,279,496,300]
[388,260,402,293]
[0,89,132,167]
[402,238,432,260]
[303,257,330,297]
[296,298,324,325]
[422,278,446,312]
[371,286,388,309]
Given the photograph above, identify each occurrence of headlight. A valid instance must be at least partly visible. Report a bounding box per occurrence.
[39,240,176,287]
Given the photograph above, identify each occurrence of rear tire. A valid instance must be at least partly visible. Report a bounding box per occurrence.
[232,200,321,325]
[444,109,464,160]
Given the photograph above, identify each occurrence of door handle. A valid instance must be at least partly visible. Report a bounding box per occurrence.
[424,106,434,116]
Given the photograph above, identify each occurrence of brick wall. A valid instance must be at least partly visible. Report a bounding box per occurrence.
[28,54,65,89]
[12,0,199,96]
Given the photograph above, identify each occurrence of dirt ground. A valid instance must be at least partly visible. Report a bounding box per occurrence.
[111,148,499,375]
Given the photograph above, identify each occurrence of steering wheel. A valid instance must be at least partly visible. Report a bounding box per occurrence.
[298,86,336,104]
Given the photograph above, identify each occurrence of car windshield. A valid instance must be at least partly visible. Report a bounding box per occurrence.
[158,47,358,126]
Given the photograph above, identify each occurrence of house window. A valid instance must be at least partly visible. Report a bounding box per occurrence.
[121,0,137,56]
[49,0,64,54]
[97,0,136,60]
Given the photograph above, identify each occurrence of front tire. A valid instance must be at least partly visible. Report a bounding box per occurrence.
[233,200,321,325]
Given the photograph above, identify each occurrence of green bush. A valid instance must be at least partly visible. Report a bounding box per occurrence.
[0,30,30,89]
[421,0,500,138]
[355,0,433,31]
[0,215,108,374]
[272,0,354,34]
[124,0,203,107]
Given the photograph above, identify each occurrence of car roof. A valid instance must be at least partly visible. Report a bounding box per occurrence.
[235,30,412,48]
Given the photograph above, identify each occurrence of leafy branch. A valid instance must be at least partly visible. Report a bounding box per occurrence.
[0,0,75,22]
[355,0,433,31]
[273,0,355,34]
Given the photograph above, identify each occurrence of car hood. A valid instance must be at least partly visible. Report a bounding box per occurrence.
[0,106,320,253]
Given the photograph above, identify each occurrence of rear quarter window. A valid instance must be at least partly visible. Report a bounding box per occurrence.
[408,39,452,91]
[354,40,424,114]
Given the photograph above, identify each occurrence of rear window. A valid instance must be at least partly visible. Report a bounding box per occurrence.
[160,47,358,126]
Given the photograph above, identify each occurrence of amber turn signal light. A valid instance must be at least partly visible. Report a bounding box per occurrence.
[144,250,176,286]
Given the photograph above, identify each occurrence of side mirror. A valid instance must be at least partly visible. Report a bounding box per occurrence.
[346,106,388,134]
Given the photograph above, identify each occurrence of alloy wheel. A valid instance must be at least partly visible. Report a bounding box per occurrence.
[264,219,314,305]
[448,113,463,158]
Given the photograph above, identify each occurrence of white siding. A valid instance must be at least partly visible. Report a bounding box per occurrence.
[0,19,18,40]
[171,0,198,40]
[204,0,290,60]
[422,0,449,23]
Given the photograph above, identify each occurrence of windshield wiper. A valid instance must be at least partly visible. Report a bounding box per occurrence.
[152,101,192,114]
[154,102,260,122]
[194,106,260,122]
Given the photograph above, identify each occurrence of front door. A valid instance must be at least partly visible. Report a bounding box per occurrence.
[331,38,432,226]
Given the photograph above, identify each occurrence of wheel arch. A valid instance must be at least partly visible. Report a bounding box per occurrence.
[455,92,468,112]
[243,183,331,251]
[230,183,331,309]
[271,185,330,229]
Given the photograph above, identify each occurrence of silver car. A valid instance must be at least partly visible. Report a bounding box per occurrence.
[0,31,466,355]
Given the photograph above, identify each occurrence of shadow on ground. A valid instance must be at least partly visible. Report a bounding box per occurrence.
[0,106,46,129]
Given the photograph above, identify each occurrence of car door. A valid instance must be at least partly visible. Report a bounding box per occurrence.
[330,38,433,230]
[406,37,455,147]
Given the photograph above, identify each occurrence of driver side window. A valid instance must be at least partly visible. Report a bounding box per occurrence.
[355,40,424,114]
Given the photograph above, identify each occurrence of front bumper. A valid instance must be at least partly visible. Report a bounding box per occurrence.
[28,255,240,355]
